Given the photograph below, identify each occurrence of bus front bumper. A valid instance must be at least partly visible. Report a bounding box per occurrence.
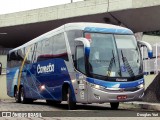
[87,86,144,103]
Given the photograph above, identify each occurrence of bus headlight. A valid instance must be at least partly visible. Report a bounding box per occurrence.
[95,85,100,89]
[137,84,144,89]
[88,83,105,90]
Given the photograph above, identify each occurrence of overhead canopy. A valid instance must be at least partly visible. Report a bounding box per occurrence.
[0,5,160,48]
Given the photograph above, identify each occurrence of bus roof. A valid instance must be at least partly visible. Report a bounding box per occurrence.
[64,22,133,34]
[9,22,133,53]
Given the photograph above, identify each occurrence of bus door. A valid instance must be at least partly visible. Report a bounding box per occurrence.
[74,39,89,103]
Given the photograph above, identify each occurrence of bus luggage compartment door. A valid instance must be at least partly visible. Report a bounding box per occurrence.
[75,73,88,103]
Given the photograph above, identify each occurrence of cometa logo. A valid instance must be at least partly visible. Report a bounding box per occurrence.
[37,63,54,74]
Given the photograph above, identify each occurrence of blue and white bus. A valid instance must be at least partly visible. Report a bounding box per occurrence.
[7,22,152,110]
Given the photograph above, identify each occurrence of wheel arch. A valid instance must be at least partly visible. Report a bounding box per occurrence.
[62,81,76,102]
[14,85,17,97]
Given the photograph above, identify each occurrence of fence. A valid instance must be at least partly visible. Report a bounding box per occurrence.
[143,42,160,74]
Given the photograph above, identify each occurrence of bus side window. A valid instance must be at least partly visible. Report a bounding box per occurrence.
[42,38,53,56]
[53,33,69,61]
[76,45,86,74]
[25,45,34,64]
[10,51,19,68]
[17,48,25,61]
[66,30,83,60]
[36,41,42,62]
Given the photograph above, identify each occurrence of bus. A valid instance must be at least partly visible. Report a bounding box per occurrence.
[7,22,152,110]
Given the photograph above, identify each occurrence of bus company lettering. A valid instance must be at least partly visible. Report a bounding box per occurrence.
[37,63,54,74]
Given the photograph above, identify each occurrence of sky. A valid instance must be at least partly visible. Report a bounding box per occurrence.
[0,0,83,15]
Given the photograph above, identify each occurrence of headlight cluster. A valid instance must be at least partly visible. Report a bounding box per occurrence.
[88,82,105,90]
[137,84,144,89]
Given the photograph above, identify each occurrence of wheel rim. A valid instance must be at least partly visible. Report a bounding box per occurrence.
[67,92,69,104]
[15,90,18,101]
[21,89,24,102]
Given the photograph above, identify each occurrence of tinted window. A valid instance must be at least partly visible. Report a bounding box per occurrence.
[8,48,25,68]
[76,45,86,74]
[36,33,68,61]
[53,33,68,61]
[42,38,53,55]
[66,30,83,57]
[36,41,42,62]
[25,44,35,64]
[17,48,25,61]
[8,51,17,68]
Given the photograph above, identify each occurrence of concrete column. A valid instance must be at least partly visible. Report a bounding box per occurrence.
[0,55,12,99]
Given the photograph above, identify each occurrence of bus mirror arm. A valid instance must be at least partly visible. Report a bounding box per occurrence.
[75,38,90,48]
[137,41,153,58]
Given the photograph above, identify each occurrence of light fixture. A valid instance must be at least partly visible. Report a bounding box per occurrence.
[0,33,7,35]
[40,85,45,90]
[137,84,144,89]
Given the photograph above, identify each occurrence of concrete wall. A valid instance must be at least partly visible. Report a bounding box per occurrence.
[0,55,7,74]
[0,0,110,27]
[1,0,160,27]
[0,55,12,99]
[142,35,160,45]
[0,75,12,99]
[144,75,156,89]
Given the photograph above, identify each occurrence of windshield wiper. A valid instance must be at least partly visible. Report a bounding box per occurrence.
[121,50,134,77]
[107,50,115,77]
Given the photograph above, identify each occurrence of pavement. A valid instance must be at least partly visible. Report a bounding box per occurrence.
[124,101,160,111]
[1,99,160,112]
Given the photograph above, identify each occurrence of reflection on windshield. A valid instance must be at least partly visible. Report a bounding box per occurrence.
[86,33,142,78]
[88,33,120,77]
[115,35,142,77]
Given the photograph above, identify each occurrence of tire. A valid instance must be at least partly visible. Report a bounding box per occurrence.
[110,102,119,110]
[14,88,21,103]
[46,100,61,105]
[20,87,33,104]
[67,87,76,110]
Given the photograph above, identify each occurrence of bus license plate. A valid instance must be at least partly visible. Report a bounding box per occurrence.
[117,95,127,100]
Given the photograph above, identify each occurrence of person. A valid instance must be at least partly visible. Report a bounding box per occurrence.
[0,62,2,75]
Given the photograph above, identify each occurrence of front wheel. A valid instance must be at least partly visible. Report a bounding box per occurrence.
[67,88,76,110]
[110,102,119,110]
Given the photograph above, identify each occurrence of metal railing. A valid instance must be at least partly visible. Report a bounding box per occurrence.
[142,42,160,74]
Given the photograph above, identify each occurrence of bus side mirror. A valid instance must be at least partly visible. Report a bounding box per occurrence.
[138,41,153,58]
[75,38,90,57]
[74,38,90,74]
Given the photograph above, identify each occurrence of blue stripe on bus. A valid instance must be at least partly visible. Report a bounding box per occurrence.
[7,58,76,102]
[86,77,144,88]
[7,67,19,97]
[84,27,133,34]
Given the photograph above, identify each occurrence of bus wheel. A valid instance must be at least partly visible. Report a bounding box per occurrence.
[19,87,28,104]
[67,88,76,110]
[15,88,20,103]
[110,102,119,110]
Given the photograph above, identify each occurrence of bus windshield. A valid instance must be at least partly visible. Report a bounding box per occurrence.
[87,33,142,78]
